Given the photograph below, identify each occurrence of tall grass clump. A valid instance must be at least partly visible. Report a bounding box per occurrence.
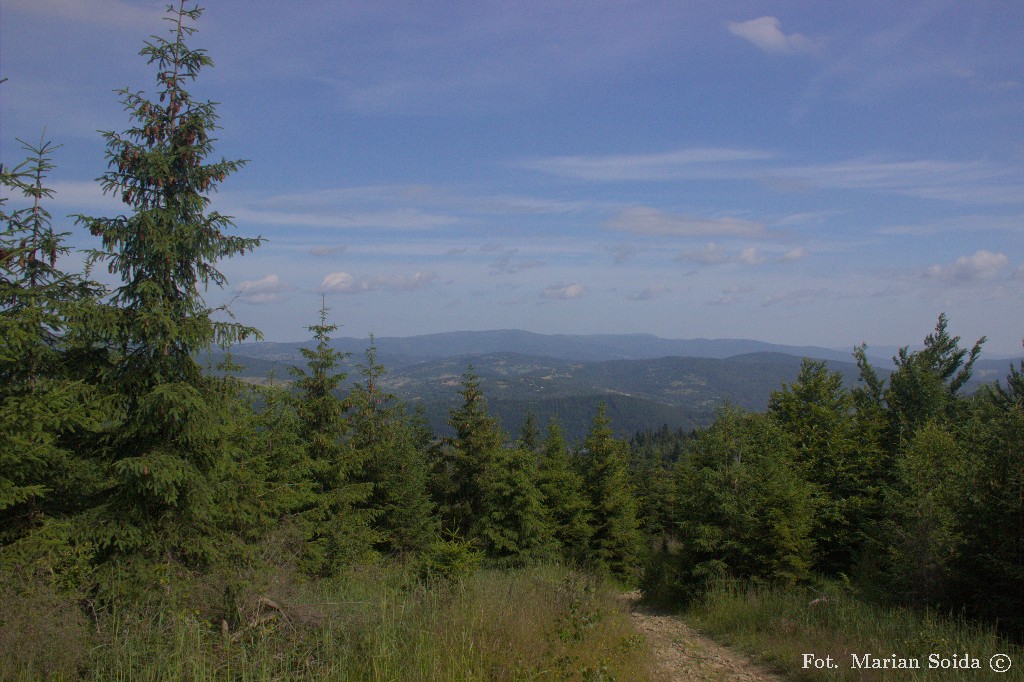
[4,562,658,680]
[689,579,1024,681]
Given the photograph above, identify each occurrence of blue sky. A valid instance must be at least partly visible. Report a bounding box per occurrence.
[3,0,1023,355]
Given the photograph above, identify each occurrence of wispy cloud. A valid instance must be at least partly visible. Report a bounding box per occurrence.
[878,213,1024,236]
[521,148,1024,206]
[763,288,832,307]
[291,3,697,114]
[780,247,809,262]
[678,242,731,265]
[5,0,162,29]
[626,284,670,301]
[925,250,1009,283]
[520,148,774,181]
[236,274,290,304]
[490,251,545,275]
[739,248,763,265]
[541,283,587,300]
[46,181,125,213]
[320,271,438,294]
[310,245,348,256]
[677,242,764,266]
[230,207,459,231]
[707,286,754,307]
[608,244,637,264]
[774,158,1024,204]
[607,207,765,238]
[728,16,823,55]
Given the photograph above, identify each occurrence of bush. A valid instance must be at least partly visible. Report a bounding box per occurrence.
[416,530,482,583]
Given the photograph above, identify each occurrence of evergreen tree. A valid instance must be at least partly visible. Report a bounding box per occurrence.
[768,359,875,576]
[674,407,816,596]
[579,403,644,580]
[959,357,1024,637]
[0,137,105,547]
[884,314,984,447]
[72,2,261,563]
[349,340,435,555]
[517,409,541,452]
[849,317,985,596]
[475,444,554,565]
[630,426,680,542]
[435,368,504,537]
[290,304,376,574]
[537,418,592,565]
[883,421,968,606]
[210,371,310,558]
[434,369,552,564]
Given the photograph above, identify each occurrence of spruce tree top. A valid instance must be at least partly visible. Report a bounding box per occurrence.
[77,2,260,388]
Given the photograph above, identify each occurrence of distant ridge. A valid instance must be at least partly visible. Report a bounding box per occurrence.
[237,329,878,366]
[213,330,1021,440]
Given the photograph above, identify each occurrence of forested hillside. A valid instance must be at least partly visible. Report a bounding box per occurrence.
[212,336,1017,441]
[2,4,1022,678]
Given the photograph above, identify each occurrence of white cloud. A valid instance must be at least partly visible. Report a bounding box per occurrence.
[775,158,1024,205]
[490,252,545,275]
[878,214,1024,237]
[678,242,730,265]
[677,243,764,266]
[541,283,587,300]
[310,245,347,256]
[707,285,755,307]
[236,274,289,304]
[727,16,821,55]
[319,271,438,294]
[762,288,831,307]
[46,181,125,212]
[925,250,1009,283]
[626,284,670,301]
[230,207,459,231]
[739,247,762,265]
[780,247,809,262]
[607,207,765,238]
[521,147,1024,207]
[5,0,162,29]
[520,148,774,181]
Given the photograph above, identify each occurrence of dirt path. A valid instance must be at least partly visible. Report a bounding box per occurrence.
[624,593,787,682]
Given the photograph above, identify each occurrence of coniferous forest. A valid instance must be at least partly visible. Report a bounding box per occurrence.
[2,4,1023,679]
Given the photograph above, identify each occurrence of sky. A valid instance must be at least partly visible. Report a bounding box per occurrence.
[2,0,1023,356]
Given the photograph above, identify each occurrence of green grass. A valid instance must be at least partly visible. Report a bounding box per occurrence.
[2,563,659,681]
[687,580,1024,681]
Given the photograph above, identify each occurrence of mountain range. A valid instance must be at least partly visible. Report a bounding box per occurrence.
[213,330,1021,441]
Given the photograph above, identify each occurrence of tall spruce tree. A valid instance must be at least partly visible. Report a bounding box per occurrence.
[290,304,376,574]
[884,421,967,606]
[960,356,1024,636]
[436,368,503,537]
[883,314,985,448]
[768,359,874,576]
[349,340,435,555]
[579,403,644,580]
[673,408,816,597]
[476,443,553,565]
[537,418,592,565]
[74,2,261,562]
[0,138,105,547]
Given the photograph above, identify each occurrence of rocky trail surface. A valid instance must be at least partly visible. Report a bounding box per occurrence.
[625,593,788,681]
